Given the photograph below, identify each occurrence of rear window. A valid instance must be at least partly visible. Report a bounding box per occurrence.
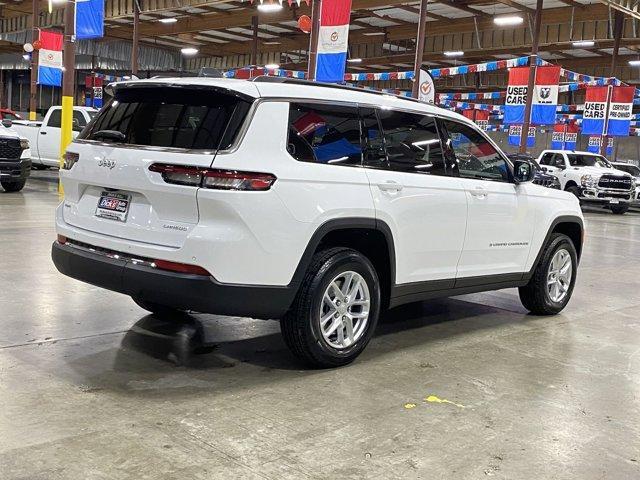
[79,86,251,150]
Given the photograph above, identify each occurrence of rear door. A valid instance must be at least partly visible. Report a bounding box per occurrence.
[439,119,535,278]
[362,107,468,286]
[61,84,254,248]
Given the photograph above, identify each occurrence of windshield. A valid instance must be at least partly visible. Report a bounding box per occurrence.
[614,164,640,177]
[567,154,611,168]
[79,86,251,150]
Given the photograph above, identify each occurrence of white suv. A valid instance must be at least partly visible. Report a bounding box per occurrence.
[537,150,636,214]
[52,77,585,367]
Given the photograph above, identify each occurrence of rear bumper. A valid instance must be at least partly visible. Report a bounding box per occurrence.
[0,158,31,181]
[51,241,296,319]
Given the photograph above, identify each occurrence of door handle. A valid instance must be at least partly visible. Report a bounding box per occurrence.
[378,181,403,192]
[470,186,488,198]
[40,131,47,135]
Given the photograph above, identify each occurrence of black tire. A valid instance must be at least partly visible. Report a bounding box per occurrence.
[281,247,381,368]
[131,296,185,316]
[1,179,26,192]
[565,185,581,199]
[610,204,629,215]
[519,233,578,315]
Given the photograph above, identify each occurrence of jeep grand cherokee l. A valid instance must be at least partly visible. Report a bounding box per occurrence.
[52,77,584,367]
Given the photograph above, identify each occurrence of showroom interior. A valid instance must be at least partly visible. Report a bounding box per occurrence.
[1,0,640,478]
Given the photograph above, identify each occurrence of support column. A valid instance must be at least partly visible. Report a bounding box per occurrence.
[29,0,39,121]
[307,0,322,81]
[0,70,4,109]
[601,10,624,157]
[60,0,76,186]
[251,15,259,68]
[132,0,140,76]
[519,0,543,153]
[412,0,429,98]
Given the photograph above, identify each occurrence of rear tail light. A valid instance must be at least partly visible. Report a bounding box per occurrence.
[57,234,67,244]
[62,151,80,170]
[149,163,276,191]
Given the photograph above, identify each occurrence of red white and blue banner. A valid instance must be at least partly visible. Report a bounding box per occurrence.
[587,136,613,155]
[532,66,560,125]
[508,125,536,147]
[316,0,352,83]
[504,67,529,125]
[551,123,579,150]
[607,86,635,136]
[504,66,560,125]
[37,30,63,87]
[582,86,609,135]
[76,0,104,39]
[462,109,490,130]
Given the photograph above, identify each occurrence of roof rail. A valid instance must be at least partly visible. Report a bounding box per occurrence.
[250,76,422,104]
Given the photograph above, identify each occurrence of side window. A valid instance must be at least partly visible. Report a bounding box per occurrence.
[288,103,362,166]
[360,107,386,169]
[47,109,62,128]
[441,120,510,182]
[377,109,447,175]
[539,153,554,166]
[553,154,566,168]
[73,111,87,132]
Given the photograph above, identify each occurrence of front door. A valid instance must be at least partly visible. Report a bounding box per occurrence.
[439,119,535,279]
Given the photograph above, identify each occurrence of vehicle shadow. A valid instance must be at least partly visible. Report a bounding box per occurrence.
[116,296,533,372]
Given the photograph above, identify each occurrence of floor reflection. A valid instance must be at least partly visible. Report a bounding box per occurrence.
[122,314,220,367]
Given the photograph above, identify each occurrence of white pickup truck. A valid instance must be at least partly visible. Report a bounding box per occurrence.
[537,150,636,214]
[12,106,97,168]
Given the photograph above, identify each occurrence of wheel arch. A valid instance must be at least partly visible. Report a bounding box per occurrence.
[525,215,584,281]
[564,180,579,190]
[290,218,396,308]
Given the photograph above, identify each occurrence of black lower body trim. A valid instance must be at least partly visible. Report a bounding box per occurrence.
[51,242,296,320]
[389,273,528,309]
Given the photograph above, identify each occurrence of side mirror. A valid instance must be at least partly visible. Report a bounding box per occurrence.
[1,119,12,128]
[513,159,535,183]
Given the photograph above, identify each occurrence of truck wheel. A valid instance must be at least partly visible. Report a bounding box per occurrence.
[131,296,185,316]
[519,233,578,315]
[281,248,381,368]
[565,185,581,199]
[1,179,26,192]
[610,204,629,215]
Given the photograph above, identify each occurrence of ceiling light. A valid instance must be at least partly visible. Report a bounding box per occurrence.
[348,58,362,63]
[264,63,280,69]
[257,3,283,12]
[363,32,386,36]
[444,51,464,57]
[22,54,30,61]
[159,17,177,23]
[629,60,640,66]
[494,15,523,26]
[181,47,198,55]
[572,40,595,47]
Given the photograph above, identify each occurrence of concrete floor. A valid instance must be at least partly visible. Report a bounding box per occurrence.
[1,170,639,480]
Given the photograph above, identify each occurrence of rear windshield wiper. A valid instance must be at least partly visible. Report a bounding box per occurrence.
[90,130,126,142]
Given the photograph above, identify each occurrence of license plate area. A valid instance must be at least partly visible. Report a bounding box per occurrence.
[95,191,131,222]
[610,199,620,204]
